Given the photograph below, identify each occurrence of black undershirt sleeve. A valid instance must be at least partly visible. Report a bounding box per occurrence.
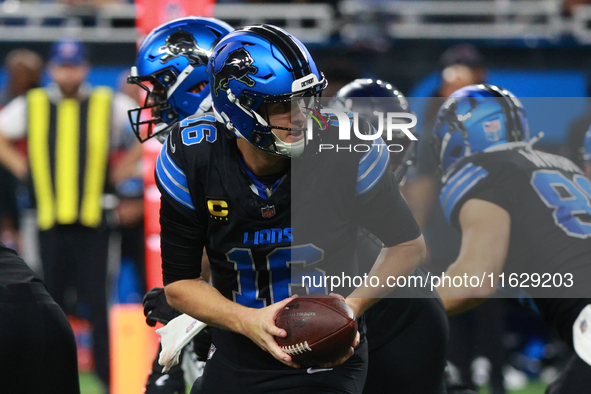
[354,171,422,247]
[160,197,206,286]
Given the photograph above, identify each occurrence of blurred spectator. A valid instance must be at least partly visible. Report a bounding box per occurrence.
[111,71,146,296]
[439,64,477,98]
[320,58,360,99]
[439,44,486,84]
[0,49,43,107]
[0,37,137,392]
[563,0,591,17]
[0,49,43,251]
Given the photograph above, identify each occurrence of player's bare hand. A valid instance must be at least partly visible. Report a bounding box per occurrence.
[328,292,345,300]
[239,295,301,369]
[318,330,360,368]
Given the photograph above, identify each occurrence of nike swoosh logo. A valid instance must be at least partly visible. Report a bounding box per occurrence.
[307,367,333,374]
[155,374,169,386]
[170,141,176,153]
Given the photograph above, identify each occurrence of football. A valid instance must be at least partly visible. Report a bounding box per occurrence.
[274,294,358,366]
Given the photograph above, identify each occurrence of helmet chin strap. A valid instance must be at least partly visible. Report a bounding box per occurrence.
[197,92,212,114]
[154,122,174,143]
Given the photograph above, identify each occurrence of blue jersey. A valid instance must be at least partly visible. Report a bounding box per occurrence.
[155,113,420,308]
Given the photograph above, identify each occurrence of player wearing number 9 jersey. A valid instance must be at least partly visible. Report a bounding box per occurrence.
[433,84,591,393]
[157,25,424,394]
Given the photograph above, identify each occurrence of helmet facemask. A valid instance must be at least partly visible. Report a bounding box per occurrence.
[127,68,179,142]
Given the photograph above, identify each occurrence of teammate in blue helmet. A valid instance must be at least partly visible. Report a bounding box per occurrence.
[208,24,326,157]
[330,78,449,394]
[433,83,529,173]
[128,16,233,142]
[127,16,233,393]
[329,78,418,183]
[433,84,591,393]
[584,129,591,179]
[157,24,425,394]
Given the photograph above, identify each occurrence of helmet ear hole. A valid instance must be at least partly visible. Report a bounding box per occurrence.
[450,145,463,158]
[239,95,257,109]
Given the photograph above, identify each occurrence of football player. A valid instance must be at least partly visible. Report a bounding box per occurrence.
[0,240,80,393]
[330,79,448,394]
[156,25,425,394]
[127,16,234,394]
[432,84,591,393]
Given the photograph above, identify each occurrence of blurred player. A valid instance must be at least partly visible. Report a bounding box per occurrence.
[127,16,234,393]
[0,239,80,393]
[154,25,425,393]
[330,78,448,394]
[433,84,591,393]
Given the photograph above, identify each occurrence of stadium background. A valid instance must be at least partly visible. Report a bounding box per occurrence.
[1,0,590,393]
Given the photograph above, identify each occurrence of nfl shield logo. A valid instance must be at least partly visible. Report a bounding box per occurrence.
[207,344,216,360]
[261,205,276,218]
[581,319,588,334]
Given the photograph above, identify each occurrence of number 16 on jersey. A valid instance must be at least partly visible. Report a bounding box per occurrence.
[227,244,327,308]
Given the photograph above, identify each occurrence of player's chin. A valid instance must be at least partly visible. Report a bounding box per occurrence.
[290,130,304,142]
[281,130,303,144]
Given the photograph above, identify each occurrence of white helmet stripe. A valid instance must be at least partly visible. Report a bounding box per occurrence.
[440,132,451,165]
[167,64,195,99]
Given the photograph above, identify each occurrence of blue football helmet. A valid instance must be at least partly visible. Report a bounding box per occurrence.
[128,16,233,142]
[329,78,417,183]
[432,83,529,172]
[584,128,591,166]
[208,24,327,157]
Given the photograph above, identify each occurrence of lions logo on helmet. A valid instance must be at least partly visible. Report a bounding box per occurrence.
[158,30,212,66]
[212,48,258,97]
